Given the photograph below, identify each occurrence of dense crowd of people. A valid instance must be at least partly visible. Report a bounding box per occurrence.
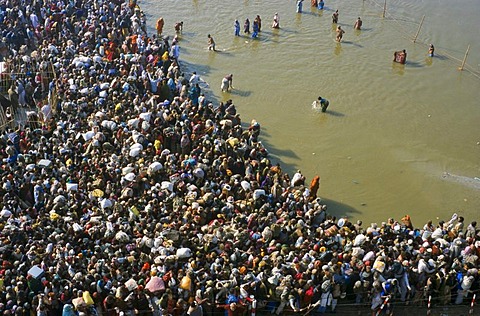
[0,1,479,316]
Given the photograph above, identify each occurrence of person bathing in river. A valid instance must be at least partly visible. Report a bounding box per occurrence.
[156,17,164,36]
[336,25,345,42]
[297,0,304,13]
[332,10,339,23]
[255,15,262,31]
[252,19,259,38]
[272,13,280,28]
[318,0,325,10]
[354,17,362,30]
[221,74,234,92]
[313,96,330,112]
[175,21,183,33]
[244,18,251,34]
[207,34,216,51]
[393,49,407,64]
[234,19,241,36]
[428,44,435,57]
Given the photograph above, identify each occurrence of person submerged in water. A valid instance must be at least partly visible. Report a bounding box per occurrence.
[313,96,330,112]
[393,49,407,64]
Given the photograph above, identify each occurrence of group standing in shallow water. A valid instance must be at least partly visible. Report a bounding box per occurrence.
[236,16,263,39]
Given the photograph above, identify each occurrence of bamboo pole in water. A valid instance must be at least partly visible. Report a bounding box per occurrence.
[412,15,425,43]
[458,45,470,71]
[382,0,386,18]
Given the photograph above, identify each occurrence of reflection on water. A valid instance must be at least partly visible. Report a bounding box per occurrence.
[143,0,480,225]
[425,57,433,67]
[334,43,342,56]
[392,62,405,75]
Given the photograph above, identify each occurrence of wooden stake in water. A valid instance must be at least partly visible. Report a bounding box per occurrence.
[413,15,425,43]
[382,0,386,18]
[459,45,470,71]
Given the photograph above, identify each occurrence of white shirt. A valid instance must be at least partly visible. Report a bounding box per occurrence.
[189,74,201,85]
[170,44,179,59]
[30,13,39,29]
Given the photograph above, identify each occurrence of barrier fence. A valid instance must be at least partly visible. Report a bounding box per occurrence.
[93,298,477,316]
[0,105,13,132]
[226,289,479,315]
[0,60,57,131]
[89,287,480,316]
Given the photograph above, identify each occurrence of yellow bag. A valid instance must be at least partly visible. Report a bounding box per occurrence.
[83,291,94,306]
[50,212,59,221]
[130,206,140,217]
[373,260,386,273]
[154,140,162,151]
[179,276,191,290]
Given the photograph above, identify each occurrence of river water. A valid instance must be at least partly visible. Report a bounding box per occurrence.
[140,0,480,226]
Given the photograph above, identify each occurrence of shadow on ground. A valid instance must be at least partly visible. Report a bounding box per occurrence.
[318,197,362,220]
